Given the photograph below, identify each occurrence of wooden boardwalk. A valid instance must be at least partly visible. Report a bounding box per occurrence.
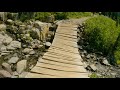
[25,18,89,78]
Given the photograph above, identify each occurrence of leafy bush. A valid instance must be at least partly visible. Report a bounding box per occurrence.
[67,12,92,19]
[33,12,52,21]
[84,16,119,55]
[17,12,92,22]
[54,12,68,20]
[113,28,120,64]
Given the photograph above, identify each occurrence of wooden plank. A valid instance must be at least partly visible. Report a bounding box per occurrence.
[35,62,86,72]
[45,51,82,60]
[25,72,60,78]
[49,46,78,54]
[43,52,81,61]
[38,58,83,68]
[30,66,89,78]
[42,55,83,65]
[47,49,80,56]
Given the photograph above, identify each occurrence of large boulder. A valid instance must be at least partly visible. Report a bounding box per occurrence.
[2,36,13,45]
[8,56,19,64]
[16,60,27,74]
[2,62,12,74]
[0,46,7,52]
[0,70,12,78]
[7,41,21,50]
[29,27,40,40]
[34,21,44,29]
[0,24,6,32]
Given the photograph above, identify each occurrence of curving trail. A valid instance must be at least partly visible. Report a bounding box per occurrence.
[25,17,90,78]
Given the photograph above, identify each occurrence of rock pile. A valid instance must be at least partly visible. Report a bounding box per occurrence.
[0,16,58,78]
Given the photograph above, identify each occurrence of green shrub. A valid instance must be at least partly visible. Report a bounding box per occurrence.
[113,27,120,64]
[17,12,92,22]
[67,12,92,19]
[84,16,119,55]
[33,12,52,21]
[54,12,68,20]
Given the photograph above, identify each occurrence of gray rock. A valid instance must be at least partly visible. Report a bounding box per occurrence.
[6,19,14,25]
[102,58,110,66]
[89,64,97,71]
[81,53,85,57]
[10,41,21,49]
[17,60,27,74]
[2,62,12,74]
[8,56,19,64]
[83,62,88,68]
[78,46,83,50]
[7,45,16,50]
[45,42,51,47]
[7,41,21,50]
[14,20,22,26]
[38,45,44,48]
[3,37,13,45]
[29,50,35,55]
[0,24,6,31]
[83,50,87,55]
[1,52,10,56]
[23,48,33,54]
[22,44,27,48]
[0,70,12,78]
[4,54,12,60]
[13,53,18,57]
[0,46,7,51]
[86,54,91,59]
[34,21,44,29]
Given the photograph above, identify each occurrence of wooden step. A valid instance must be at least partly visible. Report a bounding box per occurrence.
[30,66,88,78]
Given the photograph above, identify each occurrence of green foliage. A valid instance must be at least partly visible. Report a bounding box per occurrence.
[33,12,52,21]
[18,12,34,22]
[113,27,120,64]
[54,12,68,20]
[84,16,119,55]
[89,73,99,78]
[67,12,92,19]
[101,12,120,26]
[17,12,92,22]
[89,73,112,78]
